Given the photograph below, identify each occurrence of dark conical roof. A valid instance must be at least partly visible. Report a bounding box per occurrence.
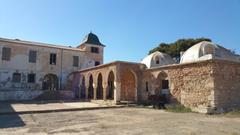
[82,32,105,46]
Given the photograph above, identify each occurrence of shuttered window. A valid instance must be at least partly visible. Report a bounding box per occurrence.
[28,74,35,83]
[29,50,37,63]
[73,56,79,67]
[50,53,57,65]
[2,47,11,61]
[91,47,99,53]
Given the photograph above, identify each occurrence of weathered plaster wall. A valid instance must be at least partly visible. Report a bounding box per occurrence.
[0,39,103,100]
[0,90,43,101]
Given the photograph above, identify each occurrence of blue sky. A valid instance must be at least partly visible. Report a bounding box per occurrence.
[0,0,240,63]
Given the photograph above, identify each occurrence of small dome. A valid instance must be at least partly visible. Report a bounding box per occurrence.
[141,51,175,68]
[82,32,104,46]
[180,41,240,63]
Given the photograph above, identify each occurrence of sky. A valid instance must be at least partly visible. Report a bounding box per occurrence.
[0,0,240,63]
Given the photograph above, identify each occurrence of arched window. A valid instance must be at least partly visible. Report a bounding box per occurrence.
[155,56,160,64]
[204,46,214,55]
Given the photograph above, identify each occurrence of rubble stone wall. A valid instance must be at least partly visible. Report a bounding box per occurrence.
[213,60,240,112]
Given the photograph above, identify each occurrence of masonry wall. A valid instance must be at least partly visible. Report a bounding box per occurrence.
[170,62,215,113]
[213,60,240,112]
[141,61,215,113]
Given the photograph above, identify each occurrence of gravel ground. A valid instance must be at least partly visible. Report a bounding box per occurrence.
[0,107,240,135]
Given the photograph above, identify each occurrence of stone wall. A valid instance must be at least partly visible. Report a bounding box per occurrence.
[143,61,215,113]
[72,60,240,113]
[213,60,240,112]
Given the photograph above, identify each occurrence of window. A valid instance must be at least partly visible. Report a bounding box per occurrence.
[50,53,57,65]
[12,73,21,83]
[73,56,79,67]
[28,74,35,83]
[145,81,149,92]
[2,47,11,61]
[95,61,100,66]
[162,80,169,89]
[91,47,99,53]
[155,57,160,64]
[29,50,37,63]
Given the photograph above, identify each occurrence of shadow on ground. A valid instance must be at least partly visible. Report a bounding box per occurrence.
[0,103,25,128]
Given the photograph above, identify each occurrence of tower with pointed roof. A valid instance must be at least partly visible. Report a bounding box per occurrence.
[78,32,105,66]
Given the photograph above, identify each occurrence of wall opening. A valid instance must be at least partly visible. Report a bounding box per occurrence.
[107,71,115,100]
[88,75,94,99]
[42,74,59,90]
[157,72,170,101]
[97,73,103,99]
[80,76,86,99]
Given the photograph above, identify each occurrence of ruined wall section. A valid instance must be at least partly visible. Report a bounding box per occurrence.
[212,60,240,112]
[142,61,215,112]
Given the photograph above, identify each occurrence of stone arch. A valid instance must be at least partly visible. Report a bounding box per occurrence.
[97,73,103,99]
[42,74,58,90]
[107,70,115,100]
[121,69,137,101]
[88,74,94,99]
[80,75,86,99]
[157,71,170,97]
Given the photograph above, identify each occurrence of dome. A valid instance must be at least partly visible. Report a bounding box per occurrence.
[180,41,240,63]
[81,32,105,46]
[141,51,175,68]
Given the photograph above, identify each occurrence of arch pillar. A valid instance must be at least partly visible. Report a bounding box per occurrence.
[115,81,121,103]
[93,83,97,100]
[103,83,107,100]
[85,83,89,100]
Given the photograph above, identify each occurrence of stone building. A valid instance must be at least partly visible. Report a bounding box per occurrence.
[0,32,105,100]
[1,33,240,113]
[70,41,240,113]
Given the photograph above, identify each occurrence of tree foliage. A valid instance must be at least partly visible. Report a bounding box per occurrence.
[149,38,212,59]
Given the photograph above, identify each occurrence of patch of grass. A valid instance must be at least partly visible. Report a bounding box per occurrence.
[224,110,240,118]
[165,105,192,113]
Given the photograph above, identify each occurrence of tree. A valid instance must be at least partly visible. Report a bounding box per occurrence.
[149,38,212,60]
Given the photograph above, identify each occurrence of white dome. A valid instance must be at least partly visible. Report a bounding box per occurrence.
[180,41,240,63]
[141,51,175,68]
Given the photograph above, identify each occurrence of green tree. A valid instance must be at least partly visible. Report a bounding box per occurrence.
[149,38,212,59]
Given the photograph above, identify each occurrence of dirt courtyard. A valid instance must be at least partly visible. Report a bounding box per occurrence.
[0,107,240,135]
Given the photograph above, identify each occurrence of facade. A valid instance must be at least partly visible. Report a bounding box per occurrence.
[0,32,105,100]
[70,42,240,113]
[1,33,240,113]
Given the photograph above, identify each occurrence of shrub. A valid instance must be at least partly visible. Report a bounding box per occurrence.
[165,104,192,113]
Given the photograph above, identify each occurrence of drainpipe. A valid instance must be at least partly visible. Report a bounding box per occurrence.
[60,49,63,90]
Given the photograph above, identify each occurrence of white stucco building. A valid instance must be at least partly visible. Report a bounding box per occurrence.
[141,51,175,68]
[0,32,105,100]
[180,41,240,64]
